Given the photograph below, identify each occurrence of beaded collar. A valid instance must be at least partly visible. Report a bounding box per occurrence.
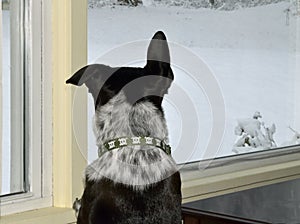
[103,136,171,155]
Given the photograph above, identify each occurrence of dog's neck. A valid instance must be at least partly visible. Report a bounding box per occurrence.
[87,91,177,190]
[93,91,169,157]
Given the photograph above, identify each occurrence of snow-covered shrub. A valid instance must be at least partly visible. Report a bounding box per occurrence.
[281,127,300,146]
[118,0,142,6]
[232,111,277,154]
[89,0,142,8]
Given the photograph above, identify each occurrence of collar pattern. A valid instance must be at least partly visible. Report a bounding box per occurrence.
[103,136,171,155]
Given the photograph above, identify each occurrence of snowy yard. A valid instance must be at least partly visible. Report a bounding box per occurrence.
[87,2,299,163]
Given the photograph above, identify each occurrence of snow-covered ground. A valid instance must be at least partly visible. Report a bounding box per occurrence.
[87,2,299,163]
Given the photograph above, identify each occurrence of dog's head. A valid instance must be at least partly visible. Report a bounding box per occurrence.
[66,31,174,111]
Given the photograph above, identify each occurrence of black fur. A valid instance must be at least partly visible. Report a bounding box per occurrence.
[67,31,181,224]
[78,173,181,224]
[66,31,174,110]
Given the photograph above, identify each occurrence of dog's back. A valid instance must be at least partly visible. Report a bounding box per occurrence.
[67,31,182,224]
[79,173,181,224]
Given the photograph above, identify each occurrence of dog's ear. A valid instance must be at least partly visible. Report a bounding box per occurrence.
[66,64,115,105]
[145,31,172,77]
[139,31,174,108]
[66,65,96,86]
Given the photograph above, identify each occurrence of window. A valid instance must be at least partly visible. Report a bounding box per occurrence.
[86,0,300,202]
[0,0,52,215]
[0,0,298,220]
[0,0,87,220]
[1,0,27,197]
[1,0,24,196]
[87,0,300,163]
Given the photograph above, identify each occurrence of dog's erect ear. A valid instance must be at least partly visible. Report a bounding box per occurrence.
[145,31,171,76]
[66,64,115,104]
[140,31,174,108]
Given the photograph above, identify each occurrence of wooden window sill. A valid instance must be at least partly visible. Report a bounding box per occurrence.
[1,207,76,224]
[181,146,300,203]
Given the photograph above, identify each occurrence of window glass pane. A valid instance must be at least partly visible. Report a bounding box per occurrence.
[1,0,11,195]
[87,1,300,164]
[1,0,25,196]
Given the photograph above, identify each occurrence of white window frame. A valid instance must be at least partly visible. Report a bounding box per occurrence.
[0,0,53,215]
[10,0,25,194]
[1,0,88,220]
[0,0,3,196]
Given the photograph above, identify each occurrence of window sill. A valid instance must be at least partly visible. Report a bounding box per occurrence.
[2,147,300,222]
[181,145,300,203]
[1,207,76,224]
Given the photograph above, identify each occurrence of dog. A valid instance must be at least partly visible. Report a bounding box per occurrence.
[66,31,182,224]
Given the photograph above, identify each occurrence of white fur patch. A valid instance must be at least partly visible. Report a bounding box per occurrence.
[86,147,178,190]
[86,91,178,190]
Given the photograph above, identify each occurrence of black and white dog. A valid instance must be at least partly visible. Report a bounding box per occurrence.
[66,31,182,224]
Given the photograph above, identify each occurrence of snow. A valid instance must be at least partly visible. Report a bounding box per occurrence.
[87,2,299,164]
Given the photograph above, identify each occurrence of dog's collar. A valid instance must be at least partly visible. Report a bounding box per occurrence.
[103,137,171,155]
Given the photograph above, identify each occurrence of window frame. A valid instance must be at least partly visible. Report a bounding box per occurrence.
[0,0,3,196]
[10,0,25,194]
[1,0,88,217]
[52,0,88,208]
[0,0,53,215]
[181,145,300,203]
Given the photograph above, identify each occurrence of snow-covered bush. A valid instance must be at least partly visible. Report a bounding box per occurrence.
[89,0,142,8]
[152,0,289,10]
[232,111,277,154]
[281,127,300,146]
